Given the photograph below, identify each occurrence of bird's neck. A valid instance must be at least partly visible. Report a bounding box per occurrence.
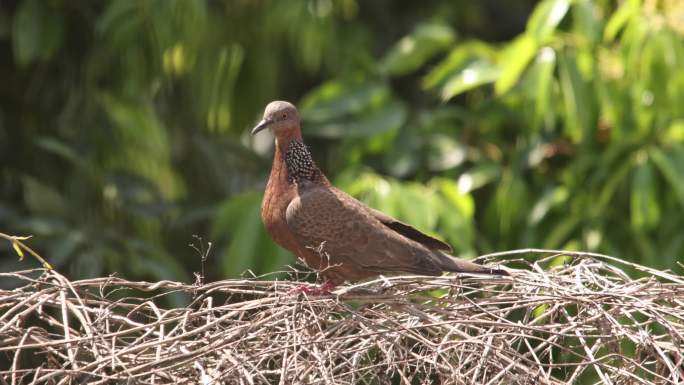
[274,137,323,184]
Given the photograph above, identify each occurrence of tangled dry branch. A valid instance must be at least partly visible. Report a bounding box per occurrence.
[1,250,683,384]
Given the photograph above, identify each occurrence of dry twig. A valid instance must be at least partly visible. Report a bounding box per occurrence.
[1,250,683,384]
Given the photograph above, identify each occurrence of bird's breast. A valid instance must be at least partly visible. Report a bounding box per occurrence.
[261,167,300,253]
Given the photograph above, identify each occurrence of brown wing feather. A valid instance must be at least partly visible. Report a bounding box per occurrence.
[365,206,452,252]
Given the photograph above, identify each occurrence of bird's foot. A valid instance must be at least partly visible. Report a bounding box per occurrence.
[288,280,336,296]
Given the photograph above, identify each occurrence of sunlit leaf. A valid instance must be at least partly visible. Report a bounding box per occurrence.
[5,0,684,284]
[533,303,548,319]
[381,23,456,76]
[305,99,407,138]
[495,0,568,95]
[422,40,496,89]
[456,163,501,193]
[548,254,572,268]
[495,35,537,95]
[664,120,684,143]
[526,0,570,42]
[301,81,389,122]
[207,44,244,132]
[433,178,475,220]
[394,182,437,234]
[432,178,476,254]
[441,60,500,100]
[523,47,557,128]
[338,172,476,254]
[604,0,639,42]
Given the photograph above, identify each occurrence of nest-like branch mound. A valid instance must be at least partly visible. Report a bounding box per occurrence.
[1,250,683,384]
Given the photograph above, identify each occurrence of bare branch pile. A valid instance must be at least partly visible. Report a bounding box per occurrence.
[1,250,683,384]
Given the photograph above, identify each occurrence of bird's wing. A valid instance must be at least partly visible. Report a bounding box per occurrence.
[365,206,452,252]
[285,185,442,275]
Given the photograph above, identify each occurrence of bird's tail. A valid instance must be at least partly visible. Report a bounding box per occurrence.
[435,251,509,276]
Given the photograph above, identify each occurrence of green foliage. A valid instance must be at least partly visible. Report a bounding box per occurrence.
[1,0,683,282]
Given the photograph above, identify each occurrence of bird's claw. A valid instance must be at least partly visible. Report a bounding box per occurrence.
[287,281,336,296]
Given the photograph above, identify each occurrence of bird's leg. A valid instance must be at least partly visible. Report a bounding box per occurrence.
[287,280,336,296]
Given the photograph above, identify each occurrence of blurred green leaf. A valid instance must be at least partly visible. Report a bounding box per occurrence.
[213,193,264,277]
[22,177,67,217]
[572,0,600,46]
[485,171,530,246]
[441,60,500,100]
[11,0,64,67]
[558,50,593,143]
[304,96,407,138]
[381,23,456,76]
[222,204,264,278]
[664,120,684,143]
[456,163,501,193]
[630,157,660,230]
[604,0,639,42]
[301,80,389,121]
[73,252,103,279]
[4,0,684,288]
[96,0,139,35]
[212,192,293,278]
[495,35,537,95]
[495,0,568,96]
[526,0,570,42]
[543,217,580,249]
[100,94,185,200]
[650,146,684,214]
[528,47,556,128]
[433,178,475,220]
[423,40,496,89]
[433,178,475,253]
[206,44,244,132]
[427,134,467,171]
[533,303,548,319]
[338,172,476,254]
[529,186,569,225]
[394,183,438,234]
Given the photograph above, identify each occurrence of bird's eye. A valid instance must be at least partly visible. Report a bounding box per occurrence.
[281,113,287,119]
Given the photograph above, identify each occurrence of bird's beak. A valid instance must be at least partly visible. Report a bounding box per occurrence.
[250,119,272,136]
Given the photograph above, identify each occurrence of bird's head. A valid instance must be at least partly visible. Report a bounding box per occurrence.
[251,101,301,139]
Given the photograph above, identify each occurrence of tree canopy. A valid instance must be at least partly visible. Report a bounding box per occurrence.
[1,0,683,282]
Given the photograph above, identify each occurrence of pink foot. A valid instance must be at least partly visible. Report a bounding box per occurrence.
[288,280,336,296]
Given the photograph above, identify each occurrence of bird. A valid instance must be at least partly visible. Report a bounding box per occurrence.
[251,100,508,294]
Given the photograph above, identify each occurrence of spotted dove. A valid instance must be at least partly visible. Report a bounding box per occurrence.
[252,101,507,291]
